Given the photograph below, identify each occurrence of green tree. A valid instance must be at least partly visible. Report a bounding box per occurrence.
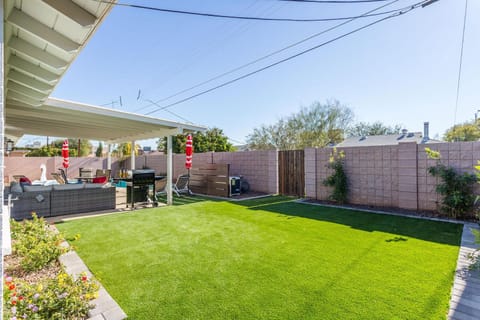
[246,100,354,150]
[157,128,234,153]
[26,139,92,157]
[51,139,92,157]
[114,142,140,157]
[194,128,234,152]
[96,142,104,157]
[444,121,480,142]
[347,121,402,137]
[26,145,61,157]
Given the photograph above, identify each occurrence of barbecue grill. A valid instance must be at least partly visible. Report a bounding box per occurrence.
[127,169,155,208]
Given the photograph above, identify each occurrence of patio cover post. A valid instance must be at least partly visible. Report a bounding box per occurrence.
[167,135,173,205]
[107,144,112,170]
[131,140,135,170]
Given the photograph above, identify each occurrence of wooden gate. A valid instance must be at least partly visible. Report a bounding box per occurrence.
[278,150,305,197]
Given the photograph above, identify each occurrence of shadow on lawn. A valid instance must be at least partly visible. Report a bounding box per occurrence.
[235,196,462,246]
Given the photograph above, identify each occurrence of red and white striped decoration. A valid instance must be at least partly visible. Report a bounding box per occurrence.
[62,139,69,169]
[185,134,193,169]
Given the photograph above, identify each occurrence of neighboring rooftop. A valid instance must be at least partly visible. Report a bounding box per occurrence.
[336,123,442,147]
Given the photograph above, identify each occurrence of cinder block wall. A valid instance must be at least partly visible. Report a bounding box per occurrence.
[313,145,401,208]
[307,141,480,212]
[208,150,278,194]
[5,156,108,182]
[126,150,278,194]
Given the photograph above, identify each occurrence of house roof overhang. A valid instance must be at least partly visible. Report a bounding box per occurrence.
[3,0,206,144]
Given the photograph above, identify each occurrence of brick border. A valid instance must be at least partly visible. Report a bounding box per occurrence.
[57,238,127,320]
[448,223,480,320]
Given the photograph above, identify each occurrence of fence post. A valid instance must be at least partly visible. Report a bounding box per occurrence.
[397,142,418,211]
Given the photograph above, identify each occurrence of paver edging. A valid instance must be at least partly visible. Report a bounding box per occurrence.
[448,224,480,320]
[55,227,127,320]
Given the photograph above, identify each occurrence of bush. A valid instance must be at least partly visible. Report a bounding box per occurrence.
[11,213,68,272]
[425,148,477,219]
[3,272,99,320]
[469,228,480,270]
[323,148,348,203]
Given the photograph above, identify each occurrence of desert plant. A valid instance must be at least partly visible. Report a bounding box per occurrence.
[323,148,348,203]
[10,213,68,272]
[425,147,477,219]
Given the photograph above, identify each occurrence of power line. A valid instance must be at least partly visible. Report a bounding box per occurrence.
[453,0,468,126]
[279,0,391,3]
[94,0,411,22]
[143,99,193,124]
[136,0,400,112]
[138,0,275,99]
[145,0,435,116]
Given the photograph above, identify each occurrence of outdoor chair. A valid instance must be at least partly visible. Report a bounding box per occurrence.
[172,174,192,196]
[96,169,112,181]
[58,168,68,184]
[149,178,167,206]
[13,175,27,182]
[50,173,65,184]
[155,178,167,196]
[58,168,78,184]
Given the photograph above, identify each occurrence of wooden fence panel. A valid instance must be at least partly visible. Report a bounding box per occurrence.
[190,164,230,197]
[278,150,305,197]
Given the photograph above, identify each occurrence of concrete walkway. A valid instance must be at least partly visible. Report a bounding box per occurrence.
[448,223,480,320]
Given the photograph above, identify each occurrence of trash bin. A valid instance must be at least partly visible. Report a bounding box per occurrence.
[230,176,241,196]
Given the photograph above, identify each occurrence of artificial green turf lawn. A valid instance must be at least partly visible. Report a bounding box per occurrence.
[56,196,462,320]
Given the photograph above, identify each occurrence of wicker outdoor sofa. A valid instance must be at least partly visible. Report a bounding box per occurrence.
[6,183,116,220]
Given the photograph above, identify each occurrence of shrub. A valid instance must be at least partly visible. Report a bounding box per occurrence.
[11,213,68,272]
[469,228,480,270]
[3,272,99,320]
[323,148,348,203]
[425,147,477,219]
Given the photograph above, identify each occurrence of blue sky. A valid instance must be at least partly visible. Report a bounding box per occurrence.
[21,0,480,147]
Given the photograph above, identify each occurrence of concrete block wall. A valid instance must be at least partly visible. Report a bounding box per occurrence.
[304,148,316,198]
[7,141,478,212]
[4,156,107,183]
[210,150,278,194]
[125,150,278,194]
[313,146,400,207]
[416,142,480,212]
[310,141,480,213]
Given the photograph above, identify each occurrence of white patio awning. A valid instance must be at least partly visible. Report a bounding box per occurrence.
[5,97,206,144]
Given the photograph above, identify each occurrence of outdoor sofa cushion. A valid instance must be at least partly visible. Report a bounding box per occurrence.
[10,181,23,193]
[53,184,84,191]
[23,185,53,192]
[84,183,104,189]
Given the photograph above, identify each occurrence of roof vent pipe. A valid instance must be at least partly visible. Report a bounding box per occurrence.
[423,122,429,140]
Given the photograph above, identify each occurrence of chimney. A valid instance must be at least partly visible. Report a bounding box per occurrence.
[423,122,429,140]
